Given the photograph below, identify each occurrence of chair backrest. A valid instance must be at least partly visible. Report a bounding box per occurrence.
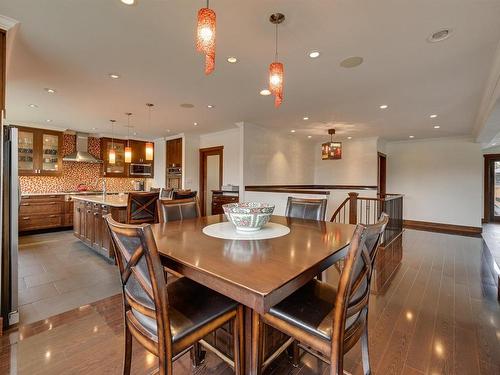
[330,213,388,371]
[172,190,197,200]
[159,187,174,199]
[127,192,159,224]
[157,198,200,223]
[104,215,172,359]
[285,197,327,221]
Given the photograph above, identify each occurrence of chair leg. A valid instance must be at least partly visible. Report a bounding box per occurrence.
[233,306,245,375]
[361,326,371,375]
[123,324,132,375]
[291,340,300,367]
[250,310,263,375]
[190,342,206,367]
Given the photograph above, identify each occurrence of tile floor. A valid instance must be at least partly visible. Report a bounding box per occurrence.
[18,230,121,324]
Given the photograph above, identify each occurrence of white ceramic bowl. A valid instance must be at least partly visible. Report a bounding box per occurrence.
[223,202,275,232]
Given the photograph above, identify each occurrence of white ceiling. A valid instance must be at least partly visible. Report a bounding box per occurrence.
[2,0,500,141]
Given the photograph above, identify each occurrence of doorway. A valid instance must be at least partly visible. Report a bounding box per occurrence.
[199,146,223,216]
[378,152,387,197]
[484,154,500,223]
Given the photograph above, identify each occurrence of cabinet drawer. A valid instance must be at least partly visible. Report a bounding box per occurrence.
[22,195,65,202]
[20,201,65,215]
[213,196,239,203]
[19,214,63,231]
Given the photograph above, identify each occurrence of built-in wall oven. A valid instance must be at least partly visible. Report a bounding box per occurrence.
[167,167,182,189]
[129,163,153,177]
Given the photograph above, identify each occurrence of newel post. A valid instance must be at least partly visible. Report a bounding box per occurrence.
[348,192,359,224]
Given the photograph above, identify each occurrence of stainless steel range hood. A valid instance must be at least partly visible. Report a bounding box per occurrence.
[63,133,102,163]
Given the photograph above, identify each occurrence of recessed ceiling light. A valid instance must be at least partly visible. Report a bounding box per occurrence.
[28,104,38,108]
[308,51,320,58]
[433,125,440,129]
[379,105,388,109]
[45,88,56,94]
[180,103,194,108]
[167,129,171,133]
[46,119,52,123]
[120,0,135,5]
[307,135,312,139]
[207,104,215,109]
[260,89,271,96]
[109,74,120,79]
[428,28,452,43]
[227,57,238,63]
[303,116,309,121]
[430,114,438,118]
[409,135,415,139]
[340,56,364,68]
[347,136,352,140]
[290,130,296,133]
[193,122,198,126]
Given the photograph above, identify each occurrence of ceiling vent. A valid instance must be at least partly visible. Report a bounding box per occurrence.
[428,29,452,43]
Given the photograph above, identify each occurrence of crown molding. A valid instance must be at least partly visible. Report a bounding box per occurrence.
[0,15,18,31]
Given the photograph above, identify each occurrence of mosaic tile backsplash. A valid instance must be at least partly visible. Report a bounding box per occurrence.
[20,134,146,194]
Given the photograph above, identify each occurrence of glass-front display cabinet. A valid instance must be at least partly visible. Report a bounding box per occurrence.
[17,127,63,176]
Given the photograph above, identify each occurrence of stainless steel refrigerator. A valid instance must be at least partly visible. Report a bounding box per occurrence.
[1,124,19,329]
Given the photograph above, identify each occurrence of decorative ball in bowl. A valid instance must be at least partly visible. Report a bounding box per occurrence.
[222,202,275,232]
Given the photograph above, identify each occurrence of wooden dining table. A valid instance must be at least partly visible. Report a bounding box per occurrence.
[150,214,356,373]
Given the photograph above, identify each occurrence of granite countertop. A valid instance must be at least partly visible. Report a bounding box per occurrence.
[21,191,141,197]
[71,194,129,207]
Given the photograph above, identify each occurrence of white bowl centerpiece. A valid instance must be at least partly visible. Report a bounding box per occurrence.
[222,202,275,232]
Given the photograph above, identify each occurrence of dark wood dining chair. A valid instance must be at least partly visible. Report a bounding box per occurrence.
[104,215,244,375]
[126,192,159,224]
[172,190,197,200]
[251,214,389,375]
[157,198,200,223]
[285,197,328,221]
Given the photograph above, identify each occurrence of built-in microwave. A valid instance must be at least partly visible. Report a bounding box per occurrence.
[129,163,153,177]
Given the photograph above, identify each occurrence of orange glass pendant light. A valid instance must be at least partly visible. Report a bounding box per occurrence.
[124,113,133,163]
[269,13,285,108]
[109,119,116,165]
[196,0,216,75]
[321,129,342,160]
[145,103,154,160]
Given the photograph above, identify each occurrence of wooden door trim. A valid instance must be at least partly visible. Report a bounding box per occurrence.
[483,153,500,223]
[377,152,387,197]
[199,146,223,216]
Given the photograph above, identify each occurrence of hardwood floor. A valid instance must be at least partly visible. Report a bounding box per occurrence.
[1,229,499,374]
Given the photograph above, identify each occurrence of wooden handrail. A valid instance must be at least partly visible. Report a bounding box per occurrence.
[330,197,349,222]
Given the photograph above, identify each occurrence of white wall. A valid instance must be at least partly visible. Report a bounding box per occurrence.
[243,123,315,186]
[386,137,483,227]
[151,138,166,188]
[182,134,200,192]
[313,137,378,186]
[199,128,242,187]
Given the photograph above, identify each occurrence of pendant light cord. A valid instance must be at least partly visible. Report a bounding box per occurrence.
[206,0,209,8]
[275,23,279,61]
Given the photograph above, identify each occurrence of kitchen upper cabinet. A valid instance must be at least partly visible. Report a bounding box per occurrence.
[17,126,63,176]
[101,138,128,177]
[166,138,182,167]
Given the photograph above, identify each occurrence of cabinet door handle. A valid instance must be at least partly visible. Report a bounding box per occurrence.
[49,215,57,218]
[21,203,30,206]
[22,217,30,220]
[94,212,99,216]
[87,210,91,213]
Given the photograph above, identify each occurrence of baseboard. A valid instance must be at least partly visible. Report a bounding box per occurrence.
[403,220,482,237]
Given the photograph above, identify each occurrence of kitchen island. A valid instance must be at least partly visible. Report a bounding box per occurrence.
[72,194,128,259]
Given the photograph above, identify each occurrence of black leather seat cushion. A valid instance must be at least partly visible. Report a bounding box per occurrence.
[129,277,237,344]
[268,279,359,341]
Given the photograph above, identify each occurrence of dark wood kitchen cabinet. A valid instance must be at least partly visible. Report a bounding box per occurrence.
[16,126,63,176]
[19,194,73,232]
[166,138,182,167]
